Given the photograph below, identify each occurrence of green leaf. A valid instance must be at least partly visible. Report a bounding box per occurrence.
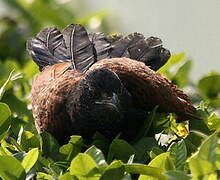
[41,131,60,159]
[21,148,39,173]
[149,147,164,160]
[70,153,100,178]
[198,74,220,99]
[2,94,32,120]
[100,160,125,180]
[124,164,167,180]
[133,137,158,163]
[152,112,170,134]
[85,145,107,168]
[134,106,158,141]
[172,60,192,88]
[107,139,136,163]
[189,157,214,177]
[92,132,110,154]
[59,136,84,161]
[188,134,218,177]
[189,117,211,135]
[139,152,174,180]
[164,170,191,180]
[0,155,26,180]
[169,139,187,170]
[158,52,185,77]
[207,113,220,130]
[148,152,175,170]
[20,130,40,151]
[59,172,78,180]
[197,134,218,163]
[36,172,54,180]
[0,102,11,141]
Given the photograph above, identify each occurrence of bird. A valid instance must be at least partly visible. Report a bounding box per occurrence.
[27,24,198,144]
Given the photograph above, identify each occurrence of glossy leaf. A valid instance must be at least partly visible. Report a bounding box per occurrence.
[172,60,192,88]
[85,145,108,168]
[21,148,39,172]
[134,137,158,163]
[139,152,174,180]
[169,139,187,170]
[70,153,100,178]
[107,139,136,163]
[100,160,125,180]
[59,172,78,180]
[164,170,191,180]
[198,74,220,99]
[0,103,11,141]
[20,130,41,151]
[0,155,26,180]
[59,136,84,161]
[40,131,60,159]
[124,164,167,180]
[207,113,220,130]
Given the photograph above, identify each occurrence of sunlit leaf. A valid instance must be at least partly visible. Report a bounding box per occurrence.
[0,102,11,141]
[159,52,185,78]
[124,164,167,180]
[0,155,26,180]
[36,172,54,180]
[172,60,192,88]
[85,145,108,168]
[70,153,100,178]
[20,130,40,151]
[21,148,39,173]
[59,135,84,161]
[207,113,220,130]
[139,152,174,180]
[164,170,191,180]
[58,172,78,180]
[100,160,124,180]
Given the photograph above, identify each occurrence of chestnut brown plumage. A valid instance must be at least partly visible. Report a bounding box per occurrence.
[28,24,197,143]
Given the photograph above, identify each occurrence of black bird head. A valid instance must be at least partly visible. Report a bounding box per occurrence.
[84,69,123,114]
[66,68,133,139]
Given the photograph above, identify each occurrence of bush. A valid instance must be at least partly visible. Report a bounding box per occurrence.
[0,1,220,179]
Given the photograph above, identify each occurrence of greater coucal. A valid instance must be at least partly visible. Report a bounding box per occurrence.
[27,24,197,143]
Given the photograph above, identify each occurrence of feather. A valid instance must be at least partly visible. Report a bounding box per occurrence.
[62,24,95,72]
[27,37,63,70]
[27,24,96,72]
[110,32,144,58]
[27,27,69,70]
[110,33,170,71]
[89,32,111,60]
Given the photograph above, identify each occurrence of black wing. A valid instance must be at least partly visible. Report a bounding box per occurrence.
[27,24,95,72]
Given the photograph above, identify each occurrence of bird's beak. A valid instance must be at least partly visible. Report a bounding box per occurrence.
[95,93,120,112]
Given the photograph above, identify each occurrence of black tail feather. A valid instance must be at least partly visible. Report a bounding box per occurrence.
[109,34,170,71]
[27,24,95,72]
[88,32,111,60]
[27,24,170,72]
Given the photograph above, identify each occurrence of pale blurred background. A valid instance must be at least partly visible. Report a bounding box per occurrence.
[1,0,220,81]
[77,0,220,81]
